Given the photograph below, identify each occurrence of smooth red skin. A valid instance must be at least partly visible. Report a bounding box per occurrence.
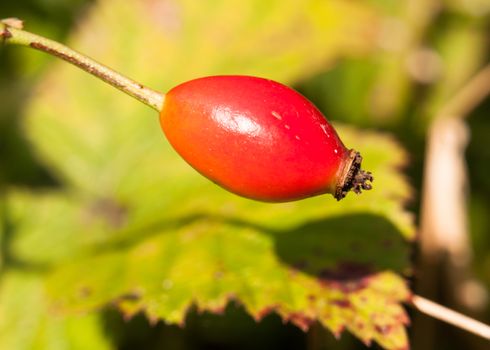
[160,76,349,202]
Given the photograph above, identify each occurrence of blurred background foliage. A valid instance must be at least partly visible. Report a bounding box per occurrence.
[0,0,489,349]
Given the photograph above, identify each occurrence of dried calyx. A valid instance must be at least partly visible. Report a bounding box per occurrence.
[335,150,373,201]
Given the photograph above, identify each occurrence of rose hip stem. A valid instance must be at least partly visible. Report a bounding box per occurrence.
[0,18,164,111]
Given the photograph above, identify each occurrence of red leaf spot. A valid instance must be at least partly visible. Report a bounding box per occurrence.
[331,299,352,308]
[318,262,373,281]
[375,324,393,335]
[288,312,314,331]
[307,294,317,302]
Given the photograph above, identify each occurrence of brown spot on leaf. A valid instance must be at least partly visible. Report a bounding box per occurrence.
[344,280,370,293]
[331,299,352,308]
[375,324,393,335]
[214,270,224,279]
[77,286,92,299]
[318,262,374,293]
[307,294,316,302]
[82,197,128,229]
[396,311,411,325]
[318,262,374,281]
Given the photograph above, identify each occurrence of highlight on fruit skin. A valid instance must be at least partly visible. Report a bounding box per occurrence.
[159,75,373,202]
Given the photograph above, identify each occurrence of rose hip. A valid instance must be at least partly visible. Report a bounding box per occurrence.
[160,76,372,201]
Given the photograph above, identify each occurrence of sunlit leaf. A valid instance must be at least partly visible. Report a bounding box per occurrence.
[8,125,413,350]
[0,271,111,350]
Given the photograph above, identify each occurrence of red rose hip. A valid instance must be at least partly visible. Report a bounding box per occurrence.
[1,22,372,202]
[160,76,372,202]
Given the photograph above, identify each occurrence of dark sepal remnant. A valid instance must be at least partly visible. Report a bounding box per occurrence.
[335,150,373,201]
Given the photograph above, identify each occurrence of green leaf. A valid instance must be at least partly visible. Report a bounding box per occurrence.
[45,212,411,349]
[8,126,413,350]
[0,270,111,350]
[10,0,414,349]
